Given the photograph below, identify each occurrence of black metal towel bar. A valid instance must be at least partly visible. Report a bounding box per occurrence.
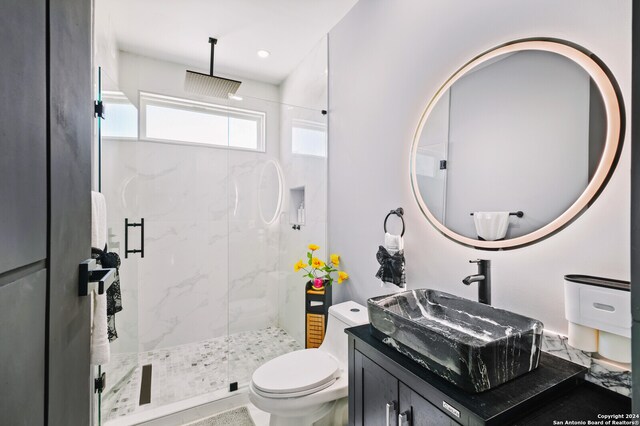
[470,211,524,218]
[384,207,405,237]
[78,259,116,296]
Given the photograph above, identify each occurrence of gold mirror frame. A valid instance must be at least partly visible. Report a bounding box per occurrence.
[409,39,624,250]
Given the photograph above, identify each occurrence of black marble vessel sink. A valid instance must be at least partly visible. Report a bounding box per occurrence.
[368,289,544,393]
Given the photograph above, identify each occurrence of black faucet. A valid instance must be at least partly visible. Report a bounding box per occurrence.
[462,259,491,305]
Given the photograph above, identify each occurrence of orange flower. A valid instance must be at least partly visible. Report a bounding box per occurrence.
[311,257,325,268]
[308,244,320,251]
[337,271,349,284]
[330,253,340,266]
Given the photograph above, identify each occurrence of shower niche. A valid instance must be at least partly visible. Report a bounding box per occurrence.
[289,186,306,227]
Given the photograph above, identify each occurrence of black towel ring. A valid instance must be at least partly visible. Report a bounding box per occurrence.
[384,207,405,237]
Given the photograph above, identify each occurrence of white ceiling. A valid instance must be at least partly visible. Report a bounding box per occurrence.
[107,0,359,85]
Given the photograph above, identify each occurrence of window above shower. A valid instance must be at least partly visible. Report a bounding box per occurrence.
[292,119,327,157]
[102,91,138,139]
[139,92,266,152]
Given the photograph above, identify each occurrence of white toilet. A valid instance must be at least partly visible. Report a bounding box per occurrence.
[249,301,368,426]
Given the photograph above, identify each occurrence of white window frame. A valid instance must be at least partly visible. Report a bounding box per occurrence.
[139,91,266,152]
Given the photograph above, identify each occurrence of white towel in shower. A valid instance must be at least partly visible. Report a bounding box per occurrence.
[473,212,510,241]
[90,289,110,365]
[91,191,107,250]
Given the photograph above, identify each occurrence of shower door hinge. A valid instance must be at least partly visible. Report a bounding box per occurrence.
[439,160,447,170]
[94,100,105,119]
[94,372,106,394]
[229,382,238,392]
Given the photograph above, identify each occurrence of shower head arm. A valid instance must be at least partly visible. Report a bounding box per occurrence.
[184,37,241,97]
[208,37,217,76]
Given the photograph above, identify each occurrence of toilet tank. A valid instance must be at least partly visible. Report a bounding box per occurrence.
[319,301,368,365]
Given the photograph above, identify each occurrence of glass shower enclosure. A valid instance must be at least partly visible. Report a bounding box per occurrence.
[94,68,327,424]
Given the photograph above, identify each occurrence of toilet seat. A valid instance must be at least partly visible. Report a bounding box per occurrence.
[251,377,337,399]
[251,349,341,398]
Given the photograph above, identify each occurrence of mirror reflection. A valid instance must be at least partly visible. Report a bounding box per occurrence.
[413,49,608,242]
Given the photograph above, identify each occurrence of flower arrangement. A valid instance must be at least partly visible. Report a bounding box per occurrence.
[294,244,349,289]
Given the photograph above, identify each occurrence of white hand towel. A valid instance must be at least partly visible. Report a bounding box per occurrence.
[382,232,406,288]
[473,212,510,241]
[91,191,108,250]
[384,232,404,254]
[90,289,110,365]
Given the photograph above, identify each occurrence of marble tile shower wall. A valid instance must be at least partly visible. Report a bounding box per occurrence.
[102,139,139,355]
[228,149,280,335]
[137,141,233,351]
[102,138,281,353]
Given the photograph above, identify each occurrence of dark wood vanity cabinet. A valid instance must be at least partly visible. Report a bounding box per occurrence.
[399,383,458,426]
[353,349,458,426]
[354,351,400,425]
[346,325,600,426]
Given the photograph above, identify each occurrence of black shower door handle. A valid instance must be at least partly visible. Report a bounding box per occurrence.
[124,218,144,258]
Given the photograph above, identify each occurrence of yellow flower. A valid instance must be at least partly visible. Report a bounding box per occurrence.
[337,271,349,284]
[311,257,325,268]
[330,253,340,266]
[294,260,306,272]
[308,244,320,251]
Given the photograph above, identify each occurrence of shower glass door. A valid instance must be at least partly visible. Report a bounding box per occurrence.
[227,98,328,388]
[134,93,233,407]
[98,71,144,421]
[97,66,327,423]
[226,95,285,389]
[100,76,235,422]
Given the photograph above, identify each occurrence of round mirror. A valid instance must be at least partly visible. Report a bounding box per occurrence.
[410,40,624,249]
[258,160,284,225]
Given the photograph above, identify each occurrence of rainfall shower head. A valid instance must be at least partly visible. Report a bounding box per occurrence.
[185,37,242,98]
[185,70,241,97]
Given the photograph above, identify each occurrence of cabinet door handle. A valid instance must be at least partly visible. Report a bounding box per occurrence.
[386,401,397,426]
[399,410,411,426]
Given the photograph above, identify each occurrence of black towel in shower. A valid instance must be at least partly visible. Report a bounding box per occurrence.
[92,245,123,341]
[376,246,406,287]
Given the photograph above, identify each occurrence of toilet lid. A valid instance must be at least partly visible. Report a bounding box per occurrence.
[252,349,340,395]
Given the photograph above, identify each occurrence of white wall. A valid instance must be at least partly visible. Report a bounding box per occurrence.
[328,0,631,335]
[94,0,119,85]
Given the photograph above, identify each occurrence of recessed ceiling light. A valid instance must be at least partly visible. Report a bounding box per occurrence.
[257,50,270,59]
